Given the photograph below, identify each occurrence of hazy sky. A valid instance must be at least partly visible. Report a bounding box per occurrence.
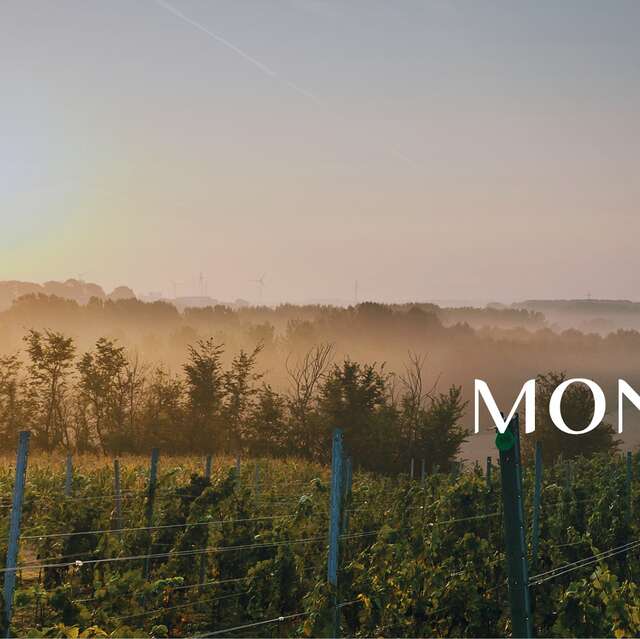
[2,1,639,303]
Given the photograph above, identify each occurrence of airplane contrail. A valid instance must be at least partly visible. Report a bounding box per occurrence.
[391,148,421,168]
[155,0,323,106]
[154,0,418,167]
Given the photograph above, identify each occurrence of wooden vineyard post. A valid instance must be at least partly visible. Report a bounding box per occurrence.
[198,531,209,587]
[113,459,123,534]
[144,448,159,579]
[199,454,213,587]
[3,431,30,638]
[235,455,241,483]
[531,441,543,572]
[254,462,260,499]
[198,553,208,587]
[410,457,414,480]
[563,459,572,519]
[64,453,73,497]
[496,414,533,638]
[327,429,344,639]
[484,456,493,517]
[627,451,633,516]
[421,458,426,484]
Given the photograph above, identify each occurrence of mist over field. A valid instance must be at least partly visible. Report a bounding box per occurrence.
[2,279,640,463]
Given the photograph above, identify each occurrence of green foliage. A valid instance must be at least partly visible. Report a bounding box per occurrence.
[2,443,638,637]
[0,333,469,474]
[23,329,75,450]
[552,568,640,637]
[183,338,225,453]
[0,353,24,448]
[76,338,129,454]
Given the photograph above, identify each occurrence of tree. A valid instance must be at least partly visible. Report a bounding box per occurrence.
[0,354,24,447]
[285,344,333,453]
[526,371,620,462]
[76,337,128,453]
[24,329,75,450]
[410,386,468,473]
[245,384,288,457]
[398,353,467,472]
[139,366,183,452]
[122,354,146,448]
[223,345,263,454]
[318,359,398,472]
[397,352,435,457]
[183,338,225,452]
[285,344,333,456]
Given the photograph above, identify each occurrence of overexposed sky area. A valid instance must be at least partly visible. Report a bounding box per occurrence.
[2,1,639,303]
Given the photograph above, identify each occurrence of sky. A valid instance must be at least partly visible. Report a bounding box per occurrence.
[1,0,639,304]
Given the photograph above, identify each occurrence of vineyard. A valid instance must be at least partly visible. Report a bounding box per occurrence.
[1,425,640,638]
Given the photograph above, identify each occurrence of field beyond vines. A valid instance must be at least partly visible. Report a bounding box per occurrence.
[1,449,640,638]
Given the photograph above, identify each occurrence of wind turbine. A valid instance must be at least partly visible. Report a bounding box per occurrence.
[198,272,207,297]
[250,274,266,305]
[76,273,88,299]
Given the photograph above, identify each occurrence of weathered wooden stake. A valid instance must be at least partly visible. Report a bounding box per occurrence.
[144,448,159,578]
[64,453,73,497]
[410,457,414,480]
[496,414,533,638]
[254,462,260,499]
[531,441,543,572]
[627,451,633,515]
[421,458,426,484]
[113,458,123,534]
[327,429,344,639]
[562,459,572,520]
[3,431,30,638]
[198,455,213,587]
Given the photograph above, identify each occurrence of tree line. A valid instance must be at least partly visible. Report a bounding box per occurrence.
[0,330,468,474]
[4,295,640,428]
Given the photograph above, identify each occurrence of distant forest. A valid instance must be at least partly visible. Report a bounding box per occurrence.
[0,285,639,468]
